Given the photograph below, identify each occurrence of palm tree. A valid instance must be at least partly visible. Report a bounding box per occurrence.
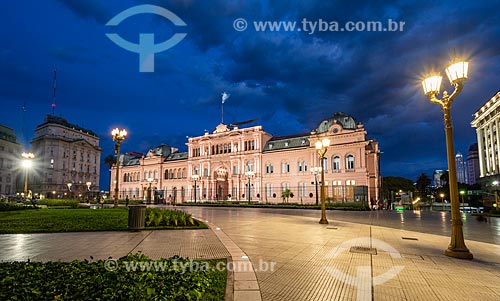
[104,154,116,193]
[281,189,292,203]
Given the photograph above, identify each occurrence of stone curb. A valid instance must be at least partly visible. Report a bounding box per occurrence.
[195,216,262,301]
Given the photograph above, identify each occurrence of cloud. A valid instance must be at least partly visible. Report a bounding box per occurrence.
[55,0,111,24]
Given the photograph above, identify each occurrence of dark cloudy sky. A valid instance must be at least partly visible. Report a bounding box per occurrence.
[1,0,499,190]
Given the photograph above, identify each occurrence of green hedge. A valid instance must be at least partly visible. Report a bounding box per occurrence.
[181,201,370,211]
[0,253,226,300]
[145,208,200,227]
[37,199,80,208]
[0,202,36,211]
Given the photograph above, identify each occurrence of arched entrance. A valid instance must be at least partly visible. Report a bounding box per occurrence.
[214,167,229,201]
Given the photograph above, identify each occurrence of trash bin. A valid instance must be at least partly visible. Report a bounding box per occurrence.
[128,205,146,231]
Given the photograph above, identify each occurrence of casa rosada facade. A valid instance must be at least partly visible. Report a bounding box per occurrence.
[110,112,381,205]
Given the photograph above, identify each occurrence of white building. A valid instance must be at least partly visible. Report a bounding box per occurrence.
[471,90,500,183]
[0,124,22,195]
[30,115,102,198]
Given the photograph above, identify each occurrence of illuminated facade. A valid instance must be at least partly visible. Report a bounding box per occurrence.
[30,115,102,198]
[0,124,22,195]
[111,113,381,204]
[471,90,500,182]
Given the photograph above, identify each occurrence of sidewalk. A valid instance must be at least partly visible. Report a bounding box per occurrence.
[1,208,500,301]
[185,207,500,301]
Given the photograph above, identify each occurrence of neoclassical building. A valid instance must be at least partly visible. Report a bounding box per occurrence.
[111,113,381,204]
[30,115,102,198]
[0,124,22,195]
[471,90,500,184]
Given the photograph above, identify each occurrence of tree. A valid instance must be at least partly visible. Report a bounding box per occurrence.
[381,176,415,199]
[281,189,292,203]
[416,173,431,198]
[104,154,116,191]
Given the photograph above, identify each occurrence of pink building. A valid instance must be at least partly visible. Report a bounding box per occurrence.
[110,112,381,205]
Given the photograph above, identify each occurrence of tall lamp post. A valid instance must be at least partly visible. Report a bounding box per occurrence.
[245,171,255,204]
[21,152,35,199]
[311,166,322,206]
[192,174,199,203]
[439,193,445,211]
[146,177,153,204]
[86,181,92,202]
[67,183,72,199]
[421,54,473,259]
[315,138,330,224]
[459,190,465,210]
[492,181,499,207]
[111,128,127,208]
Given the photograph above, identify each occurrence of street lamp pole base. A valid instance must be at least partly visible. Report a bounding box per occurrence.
[444,248,473,260]
[319,219,328,225]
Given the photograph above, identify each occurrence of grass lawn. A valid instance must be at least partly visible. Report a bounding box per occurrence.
[0,208,129,234]
[0,208,207,234]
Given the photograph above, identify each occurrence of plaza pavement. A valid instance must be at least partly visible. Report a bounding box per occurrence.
[1,207,500,301]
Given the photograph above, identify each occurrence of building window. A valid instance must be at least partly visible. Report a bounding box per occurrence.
[333,156,340,171]
[265,164,274,174]
[281,162,290,174]
[50,159,54,169]
[204,168,209,177]
[322,157,328,172]
[298,182,308,197]
[233,165,239,175]
[303,161,307,172]
[246,161,254,172]
[266,183,273,197]
[298,161,303,172]
[346,155,355,170]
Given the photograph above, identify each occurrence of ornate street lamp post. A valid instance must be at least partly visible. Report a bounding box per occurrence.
[493,181,499,207]
[311,166,322,206]
[67,183,72,199]
[421,55,472,259]
[245,171,255,204]
[315,138,330,224]
[86,181,92,202]
[111,128,127,208]
[21,152,35,199]
[192,174,199,203]
[147,177,154,204]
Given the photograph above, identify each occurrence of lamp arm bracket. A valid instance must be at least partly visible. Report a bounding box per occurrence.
[428,94,443,106]
[447,82,464,103]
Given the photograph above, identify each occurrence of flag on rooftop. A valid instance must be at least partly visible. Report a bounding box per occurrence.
[222,92,230,104]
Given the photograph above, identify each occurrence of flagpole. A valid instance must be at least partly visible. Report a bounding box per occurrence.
[222,100,224,124]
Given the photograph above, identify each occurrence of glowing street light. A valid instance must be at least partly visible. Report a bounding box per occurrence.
[421,53,472,259]
[315,138,330,224]
[21,152,35,198]
[111,128,127,208]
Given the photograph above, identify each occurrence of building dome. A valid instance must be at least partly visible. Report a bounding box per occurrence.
[146,144,173,157]
[316,112,357,134]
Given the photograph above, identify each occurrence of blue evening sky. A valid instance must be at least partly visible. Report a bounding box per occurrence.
[1,0,499,189]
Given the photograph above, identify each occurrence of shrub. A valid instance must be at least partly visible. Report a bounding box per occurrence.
[0,253,226,300]
[145,208,198,227]
[37,199,79,209]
